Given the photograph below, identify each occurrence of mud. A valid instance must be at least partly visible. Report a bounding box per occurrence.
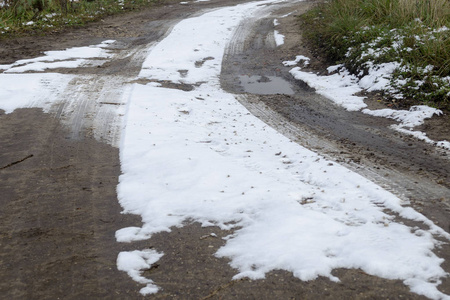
[0,0,449,298]
[221,1,450,231]
[0,108,147,298]
[144,222,428,300]
[0,0,246,65]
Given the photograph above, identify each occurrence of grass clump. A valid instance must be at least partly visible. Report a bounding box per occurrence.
[301,0,450,110]
[0,0,159,35]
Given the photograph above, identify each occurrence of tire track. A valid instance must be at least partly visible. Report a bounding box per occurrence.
[221,2,450,233]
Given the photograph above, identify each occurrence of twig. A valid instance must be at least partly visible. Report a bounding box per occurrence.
[0,154,34,170]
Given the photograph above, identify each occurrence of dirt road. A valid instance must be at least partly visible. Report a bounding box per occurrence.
[0,0,449,298]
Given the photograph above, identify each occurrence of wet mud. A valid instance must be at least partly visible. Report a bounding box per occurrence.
[0,108,146,298]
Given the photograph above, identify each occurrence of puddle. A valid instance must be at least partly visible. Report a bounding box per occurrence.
[238,75,295,95]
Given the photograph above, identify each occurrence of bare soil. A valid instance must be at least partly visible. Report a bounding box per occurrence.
[0,0,449,298]
[0,108,146,298]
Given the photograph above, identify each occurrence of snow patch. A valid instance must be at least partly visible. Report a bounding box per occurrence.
[0,73,73,114]
[362,105,442,129]
[116,3,450,299]
[280,11,296,18]
[283,55,310,67]
[117,249,163,295]
[0,40,115,73]
[288,59,449,149]
[290,66,365,111]
[274,30,285,46]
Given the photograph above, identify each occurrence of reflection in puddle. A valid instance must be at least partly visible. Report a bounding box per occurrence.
[239,75,295,95]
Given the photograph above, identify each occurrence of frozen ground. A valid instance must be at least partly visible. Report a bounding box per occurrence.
[0,0,449,299]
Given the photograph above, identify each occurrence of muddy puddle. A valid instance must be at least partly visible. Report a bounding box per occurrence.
[238,75,294,95]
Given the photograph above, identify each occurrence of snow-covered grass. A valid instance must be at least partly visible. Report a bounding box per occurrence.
[344,24,450,107]
[301,0,450,110]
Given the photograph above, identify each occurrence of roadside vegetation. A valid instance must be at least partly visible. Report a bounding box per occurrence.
[301,0,450,110]
[0,0,159,35]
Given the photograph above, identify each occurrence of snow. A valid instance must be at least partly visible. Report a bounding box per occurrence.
[288,61,449,148]
[283,55,310,67]
[280,11,295,18]
[0,40,114,73]
[3,59,89,73]
[290,66,365,111]
[0,40,127,147]
[117,249,163,295]
[0,73,73,113]
[358,61,400,92]
[116,2,450,299]
[434,26,449,33]
[119,83,450,298]
[0,0,448,298]
[274,30,285,46]
[273,18,284,45]
[392,126,450,150]
[362,105,442,129]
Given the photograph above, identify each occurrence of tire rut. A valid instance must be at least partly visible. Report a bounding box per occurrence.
[221,1,450,233]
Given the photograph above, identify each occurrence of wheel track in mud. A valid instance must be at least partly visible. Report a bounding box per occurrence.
[49,42,155,146]
[239,94,449,203]
[221,2,450,232]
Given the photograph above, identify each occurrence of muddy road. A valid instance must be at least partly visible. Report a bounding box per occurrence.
[0,0,449,298]
[220,2,450,232]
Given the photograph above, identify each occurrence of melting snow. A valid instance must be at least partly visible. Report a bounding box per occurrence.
[288,60,449,149]
[0,1,449,299]
[283,55,310,67]
[0,73,73,113]
[117,249,163,295]
[116,1,450,299]
[274,30,285,46]
[0,40,115,73]
[273,18,284,46]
